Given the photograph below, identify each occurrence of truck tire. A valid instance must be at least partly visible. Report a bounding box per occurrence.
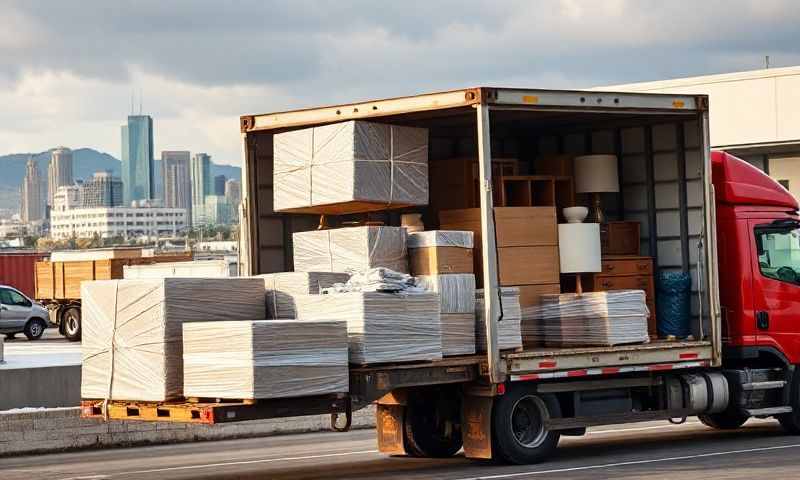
[62,307,81,342]
[403,392,463,458]
[491,384,561,465]
[698,412,748,430]
[23,318,46,341]
[778,369,800,434]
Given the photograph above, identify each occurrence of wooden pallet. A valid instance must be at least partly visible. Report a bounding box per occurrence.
[81,393,350,424]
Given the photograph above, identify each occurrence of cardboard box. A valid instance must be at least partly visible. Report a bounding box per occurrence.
[439,207,557,247]
[410,247,473,275]
[498,246,560,286]
[516,284,561,308]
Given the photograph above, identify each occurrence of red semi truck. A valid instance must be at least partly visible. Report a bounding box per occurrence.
[85,88,800,465]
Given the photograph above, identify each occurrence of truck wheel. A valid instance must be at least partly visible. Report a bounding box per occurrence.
[698,412,748,430]
[62,307,81,342]
[403,392,463,457]
[23,318,46,340]
[778,369,800,434]
[491,385,561,464]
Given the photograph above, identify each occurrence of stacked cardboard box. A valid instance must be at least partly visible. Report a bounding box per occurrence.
[293,226,408,274]
[439,207,561,309]
[293,292,442,364]
[80,278,266,402]
[273,120,429,215]
[409,230,476,356]
[475,288,522,351]
[182,319,349,400]
[260,272,350,318]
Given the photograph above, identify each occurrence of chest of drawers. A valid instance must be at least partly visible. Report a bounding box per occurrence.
[588,255,656,338]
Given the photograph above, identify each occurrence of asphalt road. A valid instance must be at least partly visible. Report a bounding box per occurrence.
[2,417,799,480]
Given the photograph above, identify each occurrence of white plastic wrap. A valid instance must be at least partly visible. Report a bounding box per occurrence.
[441,313,476,356]
[407,230,474,249]
[475,288,523,351]
[293,226,408,273]
[293,292,442,364]
[322,267,422,293]
[273,120,429,212]
[80,278,267,402]
[260,272,350,318]
[416,274,476,314]
[182,319,349,399]
[523,290,650,347]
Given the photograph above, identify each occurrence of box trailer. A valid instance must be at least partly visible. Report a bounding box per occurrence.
[84,87,800,465]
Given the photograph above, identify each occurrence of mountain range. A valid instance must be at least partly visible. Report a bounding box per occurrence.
[0,148,241,213]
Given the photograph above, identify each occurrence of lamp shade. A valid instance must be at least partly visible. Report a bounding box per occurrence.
[558,223,601,273]
[574,154,619,193]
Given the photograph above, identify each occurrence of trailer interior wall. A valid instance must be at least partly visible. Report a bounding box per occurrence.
[243,96,713,344]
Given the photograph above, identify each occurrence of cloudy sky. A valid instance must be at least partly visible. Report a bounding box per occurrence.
[2,0,799,166]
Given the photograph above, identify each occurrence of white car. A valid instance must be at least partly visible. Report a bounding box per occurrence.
[0,285,49,341]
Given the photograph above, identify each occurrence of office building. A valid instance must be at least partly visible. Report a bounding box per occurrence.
[20,158,44,222]
[121,115,155,204]
[162,151,192,225]
[214,175,226,196]
[81,171,123,208]
[47,147,73,207]
[224,179,241,208]
[202,195,235,226]
[191,153,211,225]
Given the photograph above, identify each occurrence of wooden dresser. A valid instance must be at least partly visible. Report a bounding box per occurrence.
[579,255,657,338]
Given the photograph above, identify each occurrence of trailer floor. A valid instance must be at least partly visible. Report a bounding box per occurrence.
[508,339,710,359]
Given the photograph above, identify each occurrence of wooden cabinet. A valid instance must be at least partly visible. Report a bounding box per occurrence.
[601,221,641,255]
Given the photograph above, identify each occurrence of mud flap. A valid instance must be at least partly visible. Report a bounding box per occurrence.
[376,404,406,455]
[461,394,494,459]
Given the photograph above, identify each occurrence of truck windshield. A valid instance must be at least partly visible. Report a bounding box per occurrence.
[756,226,800,285]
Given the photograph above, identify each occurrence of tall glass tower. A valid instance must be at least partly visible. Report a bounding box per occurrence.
[191,152,211,225]
[121,115,154,205]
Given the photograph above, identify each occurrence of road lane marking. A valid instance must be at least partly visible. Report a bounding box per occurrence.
[455,443,800,479]
[100,449,380,477]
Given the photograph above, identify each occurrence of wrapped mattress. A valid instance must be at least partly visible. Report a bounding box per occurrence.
[293,291,442,364]
[80,278,267,401]
[293,226,408,274]
[182,319,349,399]
[273,120,429,214]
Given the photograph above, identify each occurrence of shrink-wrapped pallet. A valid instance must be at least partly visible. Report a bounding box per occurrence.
[274,120,429,214]
[183,319,349,399]
[441,313,476,356]
[81,278,267,402]
[293,226,408,273]
[525,290,650,347]
[408,230,474,275]
[294,292,442,364]
[260,272,350,318]
[415,274,476,314]
[475,288,522,351]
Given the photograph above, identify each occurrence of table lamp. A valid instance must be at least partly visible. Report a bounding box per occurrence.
[574,154,619,223]
[558,209,601,295]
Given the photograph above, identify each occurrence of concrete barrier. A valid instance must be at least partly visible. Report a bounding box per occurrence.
[0,405,377,456]
[0,365,81,410]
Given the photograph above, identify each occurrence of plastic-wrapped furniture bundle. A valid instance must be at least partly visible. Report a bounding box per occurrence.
[182,320,349,400]
[525,290,649,347]
[416,274,476,314]
[293,292,442,364]
[408,230,474,275]
[475,288,523,351]
[440,313,476,356]
[273,120,429,214]
[261,272,350,318]
[656,271,692,338]
[80,278,267,401]
[293,226,408,273]
[323,267,422,293]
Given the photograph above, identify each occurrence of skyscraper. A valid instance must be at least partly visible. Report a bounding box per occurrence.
[81,171,123,208]
[20,158,44,222]
[121,115,154,205]
[224,179,241,207]
[191,153,211,225]
[47,147,73,207]
[162,151,192,225]
[214,175,226,196]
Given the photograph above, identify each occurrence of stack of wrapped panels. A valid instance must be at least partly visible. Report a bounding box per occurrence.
[530,290,650,347]
[273,120,429,214]
[80,278,267,401]
[182,320,349,399]
[475,288,522,351]
[294,292,442,364]
[260,272,350,318]
[293,226,408,274]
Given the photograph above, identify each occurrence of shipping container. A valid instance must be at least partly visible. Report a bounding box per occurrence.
[0,251,49,298]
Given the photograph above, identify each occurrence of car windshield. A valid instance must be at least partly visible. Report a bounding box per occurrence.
[756,226,800,285]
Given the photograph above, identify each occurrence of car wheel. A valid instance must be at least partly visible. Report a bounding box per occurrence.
[63,307,81,342]
[24,318,46,340]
